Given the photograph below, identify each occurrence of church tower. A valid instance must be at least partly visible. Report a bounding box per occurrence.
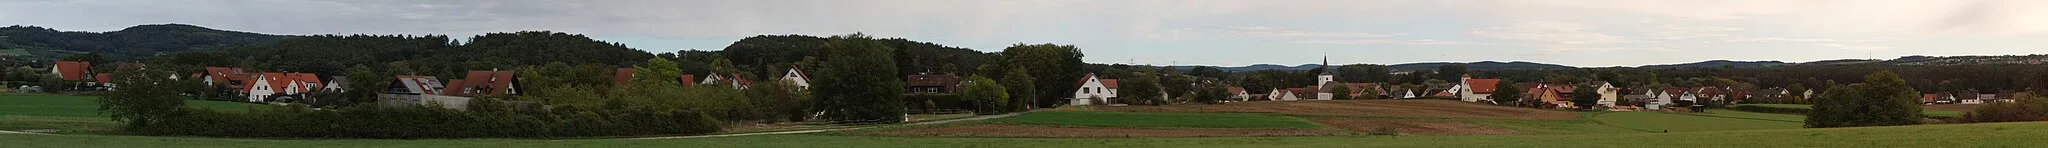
[1317,55,1335,87]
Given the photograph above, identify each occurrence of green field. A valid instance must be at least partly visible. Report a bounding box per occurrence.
[989,111,1324,129]
[0,95,266,134]
[1696,109,1807,122]
[1592,111,1804,132]
[5,121,2045,147]
[1738,104,1963,117]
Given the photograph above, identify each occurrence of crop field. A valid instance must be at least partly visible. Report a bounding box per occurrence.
[1592,111,1803,132]
[988,111,1324,129]
[1099,99,1578,120]
[0,95,266,134]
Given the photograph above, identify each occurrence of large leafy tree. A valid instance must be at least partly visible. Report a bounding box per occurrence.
[961,75,1008,114]
[1000,67,1037,112]
[814,33,906,123]
[1571,84,1602,109]
[1491,79,1523,105]
[1806,71,1922,128]
[1119,73,1165,105]
[1330,84,1353,100]
[988,44,1084,108]
[97,67,184,128]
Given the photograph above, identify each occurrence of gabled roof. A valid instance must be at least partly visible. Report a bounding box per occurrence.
[679,74,697,89]
[786,65,810,81]
[94,73,111,84]
[1227,87,1246,95]
[245,73,289,93]
[1465,78,1502,94]
[286,73,322,93]
[326,76,349,88]
[449,70,518,96]
[729,73,752,87]
[52,61,90,81]
[390,75,443,95]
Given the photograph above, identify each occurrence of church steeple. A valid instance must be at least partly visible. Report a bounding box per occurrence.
[1320,54,1332,75]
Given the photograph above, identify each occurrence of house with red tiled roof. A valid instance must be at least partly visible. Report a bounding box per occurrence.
[909,73,964,94]
[1071,73,1118,105]
[1452,74,1502,103]
[782,66,811,90]
[612,68,635,87]
[93,73,113,90]
[445,70,519,97]
[50,61,92,83]
[244,73,289,102]
[281,73,321,95]
[1227,87,1250,102]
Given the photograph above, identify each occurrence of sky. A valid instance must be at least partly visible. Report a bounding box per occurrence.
[6,0,2047,67]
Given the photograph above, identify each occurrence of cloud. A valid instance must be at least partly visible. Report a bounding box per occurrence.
[1225,26,1405,38]
[1468,21,1629,45]
[1290,39,1472,45]
[1818,43,1893,50]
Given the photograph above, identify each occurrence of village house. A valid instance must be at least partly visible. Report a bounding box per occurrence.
[443,70,519,97]
[909,73,965,94]
[243,73,287,102]
[1593,82,1618,107]
[279,73,321,96]
[1450,74,1501,103]
[782,66,810,90]
[1226,87,1251,102]
[379,75,470,110]
[49,61,93,89]
[1070,73,1117,105]
[323,76,348,92]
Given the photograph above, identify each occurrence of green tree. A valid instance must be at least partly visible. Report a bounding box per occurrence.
[747,77,810,122]
[1192,83,1228,104]
[1805,71,1923,128]
[961,76,1008,114]
[97,67,183,128]
[814,33,906,123]
[1571,84,1601,109]
[1785,83,1808,104]
[1000,67,1036,112]
[1119,73,1164,105]
[1437,64,1468,81]
[341,65,386,106]
[990,44,1084,108]
[1330,84,1353,100]
[1491,79,1523,105]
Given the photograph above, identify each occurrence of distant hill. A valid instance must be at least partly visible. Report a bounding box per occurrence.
[0,24,290,61]
[1388,61,1576,71]
[1639,60,1790,69]
[1175,61,1575,72]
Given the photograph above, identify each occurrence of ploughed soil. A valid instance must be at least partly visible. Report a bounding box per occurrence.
[1099,99,1578,120]
[1925,104,1983,113]
[1305,118,1518,135]
[853,124,1346,137]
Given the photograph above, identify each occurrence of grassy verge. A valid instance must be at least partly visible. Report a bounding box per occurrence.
[1593,111,1803,132]
[6,121,2047,147]
[1694,109,1806,122]
[988,111,1323,129]
[1736,104,1961,118]
[0,95,266,134]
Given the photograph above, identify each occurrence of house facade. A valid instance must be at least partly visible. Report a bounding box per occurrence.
[1070,73,1118,105]
[783,66,811,90]
[1452,74,1502,103]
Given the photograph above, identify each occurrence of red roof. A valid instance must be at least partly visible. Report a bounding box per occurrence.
[449,70,518,96]
[94,73,111,84]
[1099,79,1119,89]
[52,61,90,81]
[1465,78,1501,94]
[287,73,321,93]
[1923,94,1939,102]
[1228,87,1246,95]
[443,79,466,95]
[244,73,289,93]
[729,73,752,87]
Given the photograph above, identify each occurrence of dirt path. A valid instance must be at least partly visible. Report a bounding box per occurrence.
[0,130,50,135]
[627,111,1026,140]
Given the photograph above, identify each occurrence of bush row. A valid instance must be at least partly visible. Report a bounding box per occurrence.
[903,94,971,113]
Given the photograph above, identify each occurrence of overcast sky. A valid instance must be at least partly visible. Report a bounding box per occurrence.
[7,0,2047,67]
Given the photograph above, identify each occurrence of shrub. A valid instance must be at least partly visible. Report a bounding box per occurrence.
[130,104,721,138]
[1960,97,2048,123]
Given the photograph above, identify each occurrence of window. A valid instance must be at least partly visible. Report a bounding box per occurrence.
[1083,88,1090,93]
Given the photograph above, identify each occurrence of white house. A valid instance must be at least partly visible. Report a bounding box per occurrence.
[1070,73,1118,106]
[782,66,811,90]
[1593,82,1618,107]
[1312,56,1336,100]
[245,73,286,102]
[323,76,348,92]
[1275,88,1301,101]
[1227,87,1251,102]
[1267,89,1286,101]
[1452,74,1502,102]
[700,74,724,85]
